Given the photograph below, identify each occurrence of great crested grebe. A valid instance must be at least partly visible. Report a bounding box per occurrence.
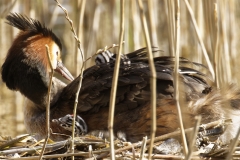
[2,13,240,143]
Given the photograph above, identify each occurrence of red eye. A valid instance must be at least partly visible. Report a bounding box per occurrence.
[56,51,59,56]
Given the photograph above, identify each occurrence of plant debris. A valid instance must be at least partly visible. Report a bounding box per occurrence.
[0,119,239,159]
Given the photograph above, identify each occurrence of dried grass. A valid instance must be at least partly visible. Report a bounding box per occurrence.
[1,0,240,159]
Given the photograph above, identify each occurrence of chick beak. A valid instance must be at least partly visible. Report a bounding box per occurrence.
[55,61,74,81]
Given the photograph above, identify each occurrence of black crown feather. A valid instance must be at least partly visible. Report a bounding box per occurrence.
[6,13,62,50]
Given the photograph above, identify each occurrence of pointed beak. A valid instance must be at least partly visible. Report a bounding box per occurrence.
[55,61,74,81]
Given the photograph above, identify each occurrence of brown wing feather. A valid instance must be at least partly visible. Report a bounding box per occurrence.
[60,48,210,113]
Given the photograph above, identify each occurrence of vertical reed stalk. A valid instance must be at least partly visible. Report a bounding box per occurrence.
[147,0,158,44]
[186,116,201,160]
[166,0,175,56]
[184,0,215,81]
[173,0,188,156]
[39,45,53,160]
[74,0,86,75]
[108,0,125,159]
[137,0,156,158]
[55,1,85,160]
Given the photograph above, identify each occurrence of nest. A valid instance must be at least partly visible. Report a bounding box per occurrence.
[0,119,239,160]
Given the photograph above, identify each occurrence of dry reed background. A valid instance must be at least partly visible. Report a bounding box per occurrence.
[0,0,240,142]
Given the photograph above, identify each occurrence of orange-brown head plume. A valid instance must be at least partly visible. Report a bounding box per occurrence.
[2,13,73,91]
[1,13,73,107]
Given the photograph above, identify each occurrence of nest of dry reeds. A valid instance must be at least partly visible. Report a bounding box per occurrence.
[0,118,239,159]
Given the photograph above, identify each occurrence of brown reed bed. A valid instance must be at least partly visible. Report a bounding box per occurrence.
[1,0,240,159]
